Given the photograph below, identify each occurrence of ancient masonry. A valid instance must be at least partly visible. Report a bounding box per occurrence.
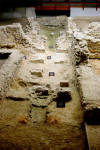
[0,16,100,150]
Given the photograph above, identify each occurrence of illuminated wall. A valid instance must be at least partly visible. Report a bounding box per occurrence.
[71,7,100,16]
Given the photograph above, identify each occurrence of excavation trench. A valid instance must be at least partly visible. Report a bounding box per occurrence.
[0,18,88,150]
[28,25,88,149]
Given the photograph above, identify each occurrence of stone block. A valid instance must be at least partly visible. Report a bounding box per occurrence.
[30,70,43,77]
[30,59,44,64]
[6,88,29,101]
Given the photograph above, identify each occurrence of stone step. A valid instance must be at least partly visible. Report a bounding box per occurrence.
[54,61,66,64]
[6,88,29,101]
[56,49,68,53]
[30,69,43,77]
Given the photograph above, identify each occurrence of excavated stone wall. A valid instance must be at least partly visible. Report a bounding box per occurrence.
[0,17,46,54]
[0,23,33,49]
[68,17,100,120]
[68,17,100,150]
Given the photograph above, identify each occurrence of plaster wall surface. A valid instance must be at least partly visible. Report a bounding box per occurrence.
[26,7,36,18]
[0,7,36,19]
[71,8,100,16]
